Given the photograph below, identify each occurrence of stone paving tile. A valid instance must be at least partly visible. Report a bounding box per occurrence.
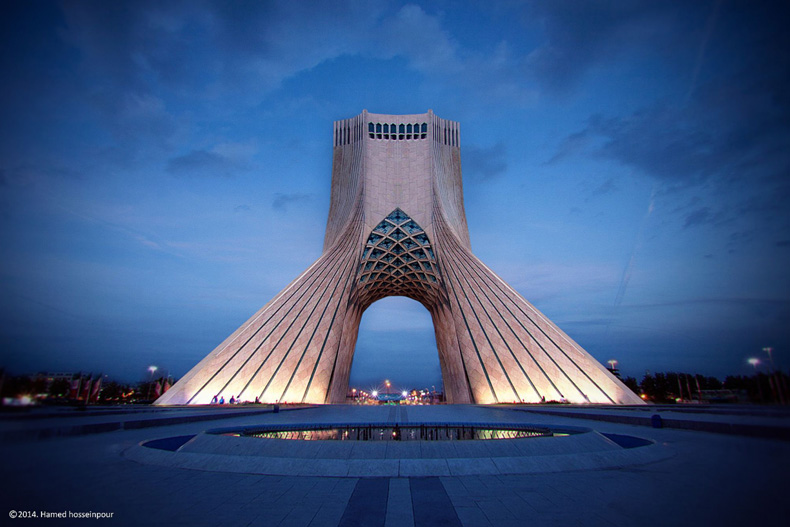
[278,502,323,527]
[308,503,349,527]
[475,497,519,522]
[338,477,389,527]
[249,507,292,527]
[454,506,493,527]
[2,405,790,526]
[384,478,414,527]
[409,477,460,526]
[497,495,534,518]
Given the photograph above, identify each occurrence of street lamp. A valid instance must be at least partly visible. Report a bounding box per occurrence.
[748,358,764,403]
[147,365,158,400]
[762,347,786,404]
[763,347,775,370]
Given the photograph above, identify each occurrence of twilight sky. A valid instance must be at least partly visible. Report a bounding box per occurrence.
[1,0,788,390]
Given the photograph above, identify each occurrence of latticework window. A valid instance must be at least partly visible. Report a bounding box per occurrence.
[357,208,441,306]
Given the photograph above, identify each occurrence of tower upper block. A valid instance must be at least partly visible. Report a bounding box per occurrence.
[156,110,644,406]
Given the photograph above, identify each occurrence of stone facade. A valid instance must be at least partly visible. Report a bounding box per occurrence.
[155,110,644,405]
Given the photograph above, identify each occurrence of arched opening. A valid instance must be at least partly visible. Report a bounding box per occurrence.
[349,296,442,397]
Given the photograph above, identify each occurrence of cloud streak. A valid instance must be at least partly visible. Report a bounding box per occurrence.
[272,193,311,211]
[167,150,236,178]
[463,143,507,180]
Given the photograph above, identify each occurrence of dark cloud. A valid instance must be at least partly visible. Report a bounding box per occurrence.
[0,164,83,189]
[544,1,789,178]
[726,230,756,250]
[626,296,790,314]
[683,207,711,229]
[549,2,790,234]
[59,0,225,93]
[524,1,703,93]
[272,193,311,211]
[591,177,617,196]
[166,150,236,178]
[463,142,507,180]
[546,130,590,165]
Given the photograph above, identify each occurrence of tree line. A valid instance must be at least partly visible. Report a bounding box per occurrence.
[0,370,173,405]
[620,371,789,404]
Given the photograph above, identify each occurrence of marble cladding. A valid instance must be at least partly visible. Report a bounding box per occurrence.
[156,111,644,407]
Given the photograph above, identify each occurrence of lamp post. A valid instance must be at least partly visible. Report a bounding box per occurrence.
[763,347,775,369]
[607,359,619,378]
[748,358,764,403]
[762,347,786,404]
[147,365,158,400]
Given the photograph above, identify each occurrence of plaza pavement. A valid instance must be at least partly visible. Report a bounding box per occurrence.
[1,404,788,526]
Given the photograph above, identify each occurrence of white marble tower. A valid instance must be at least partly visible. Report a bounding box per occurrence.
[155,110,644,405]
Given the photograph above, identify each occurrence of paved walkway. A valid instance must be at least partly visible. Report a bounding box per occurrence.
[1,404,788,526]
[507,404,790,439]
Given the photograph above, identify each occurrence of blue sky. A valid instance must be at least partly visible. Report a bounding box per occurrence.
[1,0,788,389]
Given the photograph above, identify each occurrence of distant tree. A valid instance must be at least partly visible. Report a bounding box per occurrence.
[724,375,761,402]
[665,372,682,400]
[99,381,128,403]
[723,375,749,390]
[640,373,656,401]
[652,372,673,403]
[639,371,727,403]
[0,375,32,398]
[31,376,49,396]
[622,376,640,395]
[701,376,723,390]
[48,378,70,399]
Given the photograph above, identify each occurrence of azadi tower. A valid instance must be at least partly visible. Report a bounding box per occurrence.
[156,110,643,405]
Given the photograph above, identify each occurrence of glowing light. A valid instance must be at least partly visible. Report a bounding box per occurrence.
[748,357,760,367]
[402,391,408,397]
[372,390,378,397]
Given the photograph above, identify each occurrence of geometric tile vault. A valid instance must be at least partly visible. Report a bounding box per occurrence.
[156,110,645,406]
